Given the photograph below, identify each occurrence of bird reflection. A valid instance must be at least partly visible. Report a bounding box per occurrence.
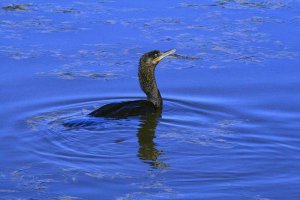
[137,111,168,169]
[62,106,168,168]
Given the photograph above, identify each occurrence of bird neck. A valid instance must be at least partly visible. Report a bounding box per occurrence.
[138,63,162,109]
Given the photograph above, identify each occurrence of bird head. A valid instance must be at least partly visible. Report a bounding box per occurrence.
[140,49,176,67]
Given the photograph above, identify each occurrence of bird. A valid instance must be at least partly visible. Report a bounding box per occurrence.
[89,49,176,118]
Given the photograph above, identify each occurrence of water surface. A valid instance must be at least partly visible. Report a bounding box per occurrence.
[1,0,300,199]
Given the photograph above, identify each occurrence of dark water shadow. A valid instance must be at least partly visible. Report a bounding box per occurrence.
[2,4,31,12]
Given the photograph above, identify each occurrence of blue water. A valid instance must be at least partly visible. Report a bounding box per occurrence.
[1,0,300,199]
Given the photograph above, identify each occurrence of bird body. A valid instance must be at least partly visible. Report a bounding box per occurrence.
[89,100,157,118]
[89,49,176,118]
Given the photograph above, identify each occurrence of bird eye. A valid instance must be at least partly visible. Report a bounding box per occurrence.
[154,53,159,58]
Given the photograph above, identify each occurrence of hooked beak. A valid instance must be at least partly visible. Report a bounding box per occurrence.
[152,49,176,64]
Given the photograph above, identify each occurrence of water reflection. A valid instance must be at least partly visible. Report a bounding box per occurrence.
[137,111,167,169]
[61,106,167,169]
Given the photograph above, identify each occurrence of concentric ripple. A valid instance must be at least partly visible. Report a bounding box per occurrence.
[22,96,241,169]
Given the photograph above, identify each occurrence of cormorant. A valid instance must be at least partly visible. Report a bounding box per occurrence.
[89,49,176,118]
